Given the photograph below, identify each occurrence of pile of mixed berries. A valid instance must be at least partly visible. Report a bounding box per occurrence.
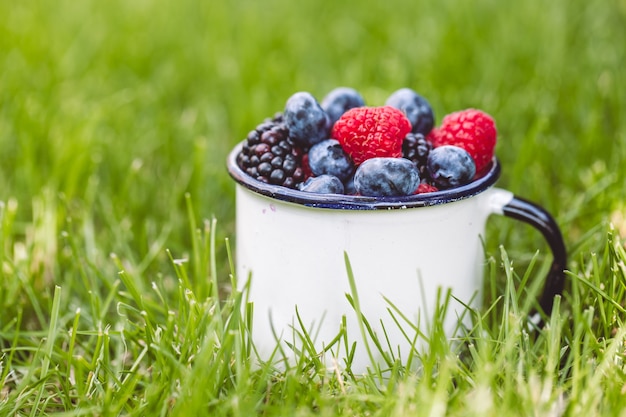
[236,87,497,197]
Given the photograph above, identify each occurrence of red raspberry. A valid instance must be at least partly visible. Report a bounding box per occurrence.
[331,106,412,165]
[301,153,313,180]
[413,183,439,194]
[427,109,497,174]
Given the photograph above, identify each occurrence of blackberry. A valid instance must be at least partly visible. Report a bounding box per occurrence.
[402,132,432,178]
[237,116,306,188]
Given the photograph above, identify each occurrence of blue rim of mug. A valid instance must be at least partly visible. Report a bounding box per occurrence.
[227,142,501,210]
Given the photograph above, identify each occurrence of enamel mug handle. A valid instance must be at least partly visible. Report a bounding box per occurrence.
[490,188,567,326]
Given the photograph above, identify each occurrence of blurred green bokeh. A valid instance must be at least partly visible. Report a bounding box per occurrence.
[1,0,626,414]
[0,0,624,262]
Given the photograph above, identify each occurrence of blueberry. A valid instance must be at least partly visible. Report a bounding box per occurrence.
[343,176,357,195]
[385,88,435,135]
[354,157,420,197]
[299,175,345,194]
[427,145,476,189]
[307,139,355,182]
[320,87,365,125]
[284,92,331,147]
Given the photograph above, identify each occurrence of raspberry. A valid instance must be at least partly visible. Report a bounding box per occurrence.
[428,109,497,174]
[331,106,412,166]
[301,153,313,180]
[413,182,439,194]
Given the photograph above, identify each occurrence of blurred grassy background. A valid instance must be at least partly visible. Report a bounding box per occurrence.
[2,0,624,231]
[1,0,626,413]
[0,0,624,310]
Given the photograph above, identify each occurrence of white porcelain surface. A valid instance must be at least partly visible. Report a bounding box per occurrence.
[235,184,514,372]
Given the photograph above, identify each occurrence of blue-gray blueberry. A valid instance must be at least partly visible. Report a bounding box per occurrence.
[299,175,345,194]
[283,92,331,147]
[321,87,365,125]
[307,139,355,182]
[385,88,434,135]
[426,145,476,189]
[354,157,421,197]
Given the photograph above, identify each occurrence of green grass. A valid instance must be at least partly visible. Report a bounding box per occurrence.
[0,0,625,414]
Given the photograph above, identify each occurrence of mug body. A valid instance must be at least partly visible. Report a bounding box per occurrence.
[228,143,506,371]
[236,185,500,370]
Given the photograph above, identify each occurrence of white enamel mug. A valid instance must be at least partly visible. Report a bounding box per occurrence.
[227,143,566,372]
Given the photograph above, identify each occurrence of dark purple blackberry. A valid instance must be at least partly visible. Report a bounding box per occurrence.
[237,116,306,188]
[402,132,432,178]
